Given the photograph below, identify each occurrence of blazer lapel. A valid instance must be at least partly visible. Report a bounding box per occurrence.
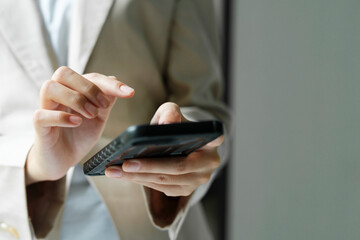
[68,0,114,74]
[0,0,55,88]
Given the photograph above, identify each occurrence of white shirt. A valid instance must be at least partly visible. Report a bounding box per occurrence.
[37,0,72,66]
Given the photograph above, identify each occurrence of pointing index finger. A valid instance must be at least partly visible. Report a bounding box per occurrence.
[52,67,109,108]
[83,73,135,98]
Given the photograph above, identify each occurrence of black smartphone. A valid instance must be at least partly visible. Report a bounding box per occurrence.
[83,120,223,176]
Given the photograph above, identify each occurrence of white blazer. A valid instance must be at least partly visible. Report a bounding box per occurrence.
[0,0,230,239]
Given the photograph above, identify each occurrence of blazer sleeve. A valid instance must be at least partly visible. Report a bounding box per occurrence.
[142,0,231,239]
[0,132,34,239]
[0,123,66,239]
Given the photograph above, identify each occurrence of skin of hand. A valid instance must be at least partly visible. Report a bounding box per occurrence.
[105,102,224,197]
[25,66,135,185]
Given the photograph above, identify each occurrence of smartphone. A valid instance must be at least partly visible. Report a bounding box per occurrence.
[83,120,223,176]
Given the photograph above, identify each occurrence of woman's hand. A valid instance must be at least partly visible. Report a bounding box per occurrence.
[105,102,223,197]
[26,67,134,185]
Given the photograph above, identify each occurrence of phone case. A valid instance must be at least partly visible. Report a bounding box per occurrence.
[83,120,223,176]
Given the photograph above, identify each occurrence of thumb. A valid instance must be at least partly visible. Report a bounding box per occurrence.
[150,102,184,125]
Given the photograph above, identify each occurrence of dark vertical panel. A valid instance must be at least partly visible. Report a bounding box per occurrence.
[202,0,232,240]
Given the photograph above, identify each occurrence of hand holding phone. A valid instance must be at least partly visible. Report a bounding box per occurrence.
[92,102,225,198]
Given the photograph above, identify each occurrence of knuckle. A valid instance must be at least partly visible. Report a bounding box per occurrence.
[83,72,101,79]
[108,75,118,80]
[210,155,221,169]
[157,175,168,184]
[124,173,134,180]
[175,159,187,174]
[32,109,43,125]
[82,82,99,95]
[40,80,55,96]
[70,92,86,106]
[52,66,72,81]
[198,174,211,185]
[57,112,68,123]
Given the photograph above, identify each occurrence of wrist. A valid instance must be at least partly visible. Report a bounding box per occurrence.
[25,147,63,185]
[25,147,44,185]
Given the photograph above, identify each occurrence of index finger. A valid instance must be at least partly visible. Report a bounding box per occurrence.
[52,67,111,108]
[83,73,135,98]
[52,67,134,101]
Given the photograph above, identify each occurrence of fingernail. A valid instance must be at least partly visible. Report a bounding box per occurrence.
[123,160,140,172]
[69,116,82,125]
[119,85,134,94]
[97,92,109,108]
[84,102,98,117]
[106,167,123,178]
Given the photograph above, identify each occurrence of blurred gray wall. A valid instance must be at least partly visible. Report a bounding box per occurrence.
[228,0,360,240]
